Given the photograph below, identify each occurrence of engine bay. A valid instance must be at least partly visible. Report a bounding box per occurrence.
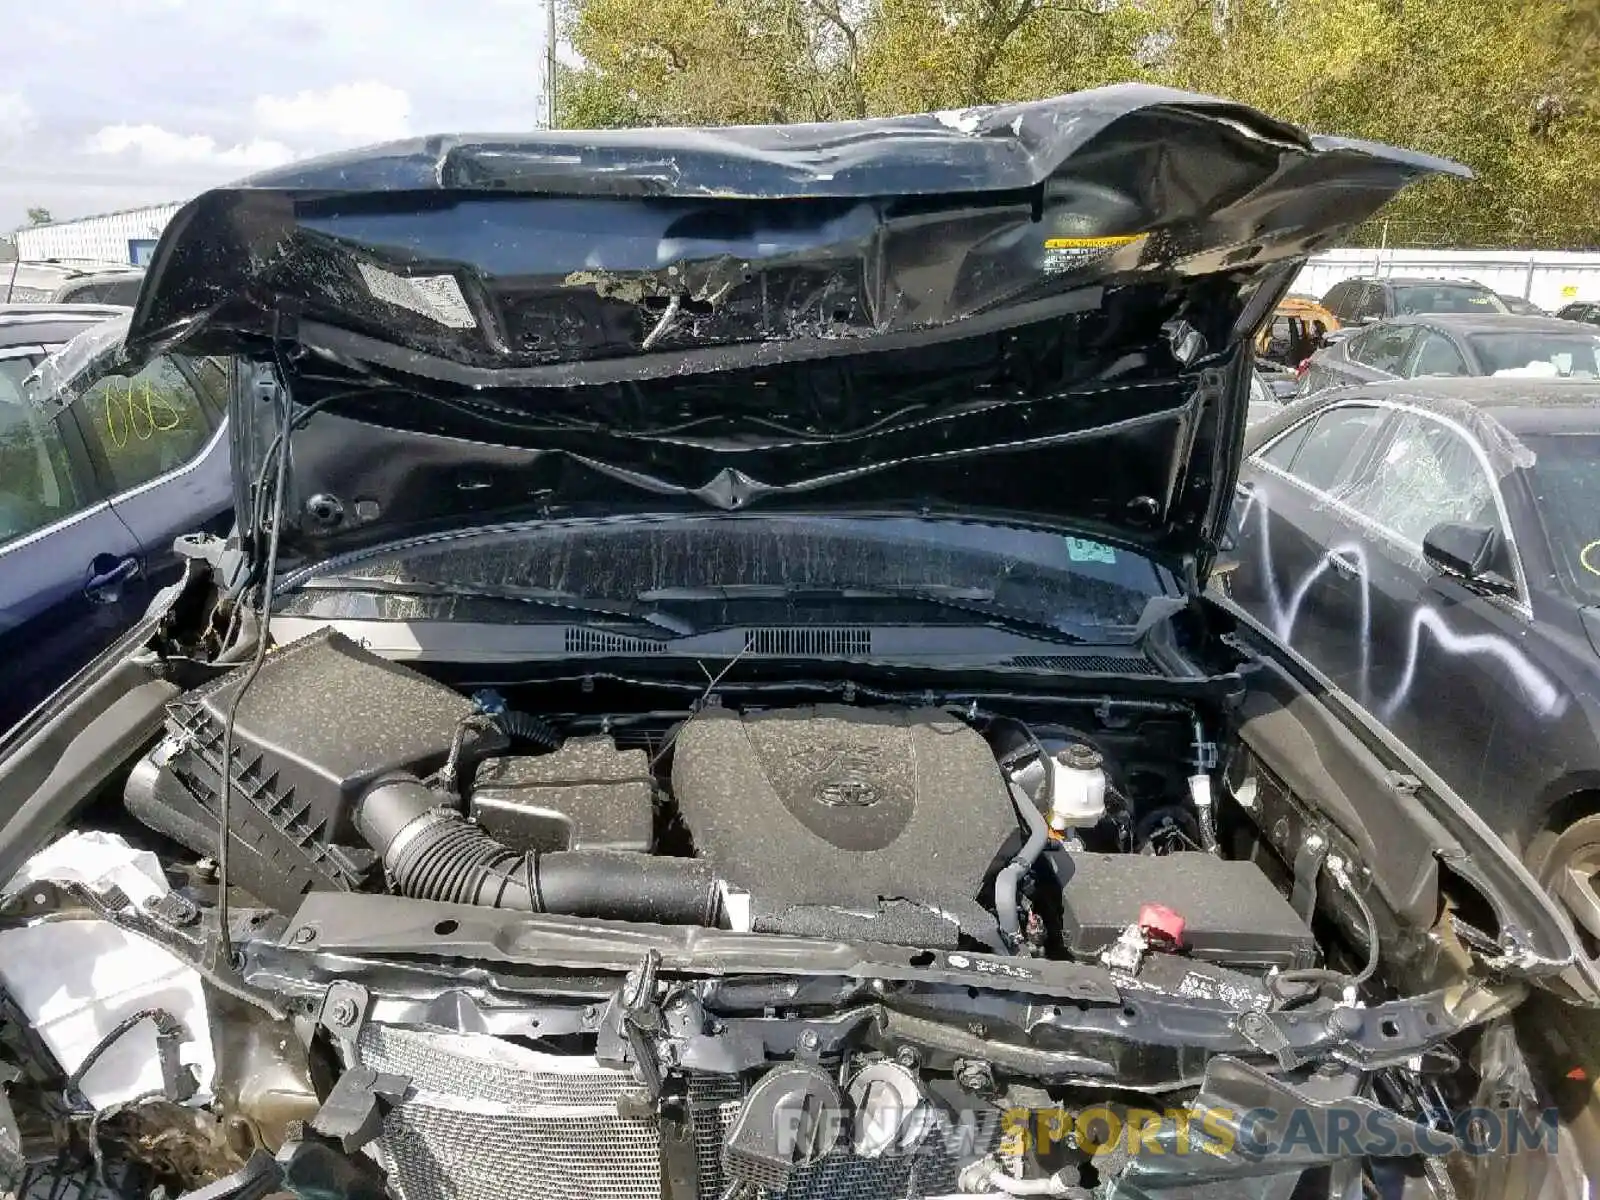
[0,627,1557,1200]
[121,629,1315,979]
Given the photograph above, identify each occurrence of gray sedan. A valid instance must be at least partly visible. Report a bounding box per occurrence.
[1299,312,1600,394]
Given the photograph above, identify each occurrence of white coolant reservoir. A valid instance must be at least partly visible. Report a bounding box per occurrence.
[1045,743,1107,833]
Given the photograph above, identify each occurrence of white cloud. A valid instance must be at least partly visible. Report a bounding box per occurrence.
[0,92,38,156]
[82,123,296,169]
[252,81,411,148]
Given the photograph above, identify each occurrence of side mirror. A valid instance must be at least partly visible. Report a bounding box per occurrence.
[1422,522,1505,585]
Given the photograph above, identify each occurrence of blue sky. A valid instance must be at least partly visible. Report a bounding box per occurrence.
[1,0,558,230]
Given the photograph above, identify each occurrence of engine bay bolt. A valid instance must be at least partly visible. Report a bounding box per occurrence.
[895,1046,921,1069]
[967,1022,988,1038]
[799,1030,820,1052]
[291,926,317,945]
[955,1060,995,1095]
[582,1005,600,1026]
[329,998,358,1026]
[1326,1007,1364,1038]
[1306,833,1325,851]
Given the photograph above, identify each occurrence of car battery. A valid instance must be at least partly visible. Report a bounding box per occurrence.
[1052,851,1318,972]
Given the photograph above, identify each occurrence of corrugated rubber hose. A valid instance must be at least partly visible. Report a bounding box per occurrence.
[355,774,722,925]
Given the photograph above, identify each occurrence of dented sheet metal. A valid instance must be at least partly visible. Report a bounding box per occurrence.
[122,85,1463,575]
[128,84,1462,377]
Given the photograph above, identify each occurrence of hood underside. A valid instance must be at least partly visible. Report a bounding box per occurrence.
[125,84,1462,575]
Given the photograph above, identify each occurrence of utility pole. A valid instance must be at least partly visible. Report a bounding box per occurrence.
[546,0,559,129]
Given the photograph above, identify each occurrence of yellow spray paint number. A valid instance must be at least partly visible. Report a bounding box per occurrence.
[99,377,183,450]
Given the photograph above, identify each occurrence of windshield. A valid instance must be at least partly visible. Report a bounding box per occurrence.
[1523,433,1600,603]
[1392,285,1506,315]
[278,516,1169,638]
[1468,332,1600,378]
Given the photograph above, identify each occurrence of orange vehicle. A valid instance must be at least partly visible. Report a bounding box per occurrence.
[1255,294,1340,368]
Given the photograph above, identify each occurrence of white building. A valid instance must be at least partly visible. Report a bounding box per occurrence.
[14,203,182,267]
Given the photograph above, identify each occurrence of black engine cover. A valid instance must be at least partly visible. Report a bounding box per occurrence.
[670,706,1016,925]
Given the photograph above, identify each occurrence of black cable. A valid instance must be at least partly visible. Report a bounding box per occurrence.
[214,334,297,969]
[1346,880,1382,986]
[245,391,362,550]
[1269,870,1381,1005]
[63,1009,184,1111]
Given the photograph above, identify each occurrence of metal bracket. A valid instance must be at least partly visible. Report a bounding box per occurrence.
[1290,831,1331,923]
[318,981,371,1042]
[658,1080,699,1200]
[1234,1011,1307,1072]
[597,949,667,1105]
[307,1065,410,1153]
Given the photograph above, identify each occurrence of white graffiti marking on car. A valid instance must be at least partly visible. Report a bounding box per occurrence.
[1381,606,1566,722]
[1237,484,1564,722]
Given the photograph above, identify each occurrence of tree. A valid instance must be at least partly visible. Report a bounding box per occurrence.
[25,207,52,227]
[558,0,1600,247]
[563,0,875,125]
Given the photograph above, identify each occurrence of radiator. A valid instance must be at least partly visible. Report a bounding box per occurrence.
[357,1024,991,1200]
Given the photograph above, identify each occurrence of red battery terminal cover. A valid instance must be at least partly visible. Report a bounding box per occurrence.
[1137,903,1186,951]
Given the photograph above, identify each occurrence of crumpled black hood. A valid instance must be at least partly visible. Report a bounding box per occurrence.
[125,84,1461,579]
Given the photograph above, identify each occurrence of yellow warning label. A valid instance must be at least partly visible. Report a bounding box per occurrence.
[1043,235,1143,249]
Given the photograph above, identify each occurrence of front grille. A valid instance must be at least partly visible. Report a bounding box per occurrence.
[357,1024,992,1200]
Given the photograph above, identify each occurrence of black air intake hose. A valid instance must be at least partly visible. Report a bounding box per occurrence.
[497,708,560,750]
[355,775,721,925]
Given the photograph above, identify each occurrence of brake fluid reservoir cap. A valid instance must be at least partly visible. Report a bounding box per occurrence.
[1137,902,1186,950]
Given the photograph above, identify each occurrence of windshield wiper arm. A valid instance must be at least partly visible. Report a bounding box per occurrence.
[295,576,697,636]
[638,582,1085,642]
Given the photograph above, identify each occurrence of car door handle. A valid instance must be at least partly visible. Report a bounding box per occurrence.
[84,556,141,604]
[1327,550,1360,579]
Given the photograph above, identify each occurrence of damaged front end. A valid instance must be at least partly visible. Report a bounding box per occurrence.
[0,85,1583,1200]
[0,607,1577,1200]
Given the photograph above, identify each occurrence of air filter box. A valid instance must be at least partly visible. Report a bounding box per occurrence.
[469,739,655,854]
[1053,851,1317,972]
[124,629,504,910]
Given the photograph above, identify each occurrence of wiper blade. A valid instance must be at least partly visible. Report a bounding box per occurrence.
[295,576,697,636]
[638,582,1085,642]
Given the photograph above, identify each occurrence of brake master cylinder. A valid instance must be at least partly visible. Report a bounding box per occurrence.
[1045,743,1107,835]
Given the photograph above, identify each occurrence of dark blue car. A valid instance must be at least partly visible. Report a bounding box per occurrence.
[0,308,233,734]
